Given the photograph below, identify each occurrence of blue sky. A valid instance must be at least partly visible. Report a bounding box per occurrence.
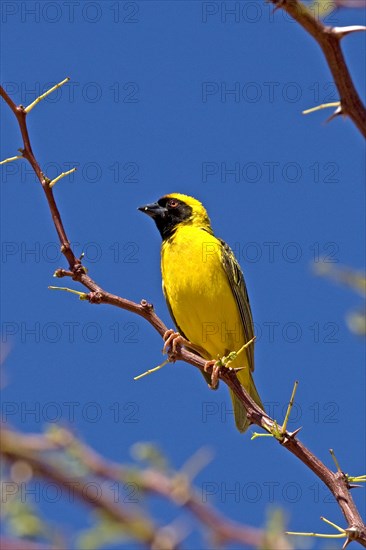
[1,1,365,549]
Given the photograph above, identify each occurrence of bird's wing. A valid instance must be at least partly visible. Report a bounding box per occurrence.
[219,239,255,372]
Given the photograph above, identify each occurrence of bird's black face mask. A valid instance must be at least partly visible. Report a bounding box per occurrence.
[138,196,192,240]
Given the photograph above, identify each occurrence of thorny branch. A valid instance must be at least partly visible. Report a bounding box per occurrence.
[1,429,165,549]
[0,88,281,550]
[0,539,51,550]
[270,0,366,136]
[1,4,366,542]
[1,426,268,549]
[1,81,365,547]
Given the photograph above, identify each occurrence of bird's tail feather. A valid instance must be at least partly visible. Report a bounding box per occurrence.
[230,375,263,433]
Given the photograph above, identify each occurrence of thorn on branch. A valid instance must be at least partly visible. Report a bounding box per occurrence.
[286,530,345,539]
[326,105,344,124]
[48,286,88,300]
[329,448,342,473]
[224,336,256,369]
[286,515,347,540]
[269,0,366,135]
[49,167,77,188]
[281,380,299,436]
[24,77,70,114]
[134,359,170,381]
[333,25,366,39]
[328,450,365,489]
[321,515,346,533]
[0,155,23,165]
[286,426,303,439]
[303,101,341,116]
[251,432,273,441]
[349,474,366,483]
[1,76,365,546]
[346,473,366,486]
[345,526,362,548]
[251,382,302,443]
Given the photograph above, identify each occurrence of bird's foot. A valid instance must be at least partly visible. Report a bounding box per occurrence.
[204,359,221,389]
[163,330,205,362]
[204,350,246,389]
[163,329,185,359]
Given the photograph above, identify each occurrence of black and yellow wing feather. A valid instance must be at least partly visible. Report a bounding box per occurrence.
[219,239,255,372]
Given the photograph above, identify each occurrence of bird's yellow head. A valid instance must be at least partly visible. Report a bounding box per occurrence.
[138,193,212,239]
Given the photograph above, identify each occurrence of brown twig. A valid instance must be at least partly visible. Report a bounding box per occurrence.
[335,1,366,8]
[0,539,52,550]
[1,82,365,547]
[1,426,266,549]
[1,428,177,550]
[270,0,366,137]
[59,429,265,548]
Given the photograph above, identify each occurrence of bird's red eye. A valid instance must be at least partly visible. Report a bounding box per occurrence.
[168,199,179,208]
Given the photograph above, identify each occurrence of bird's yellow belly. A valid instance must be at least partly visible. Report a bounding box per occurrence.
[161,229,245,364]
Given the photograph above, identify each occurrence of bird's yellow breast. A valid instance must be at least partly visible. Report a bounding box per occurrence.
[161,226,245,363]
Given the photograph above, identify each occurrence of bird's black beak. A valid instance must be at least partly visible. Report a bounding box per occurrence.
[138,202,167,219]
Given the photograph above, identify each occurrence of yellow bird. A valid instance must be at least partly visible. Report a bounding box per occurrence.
[138,193,263,432]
